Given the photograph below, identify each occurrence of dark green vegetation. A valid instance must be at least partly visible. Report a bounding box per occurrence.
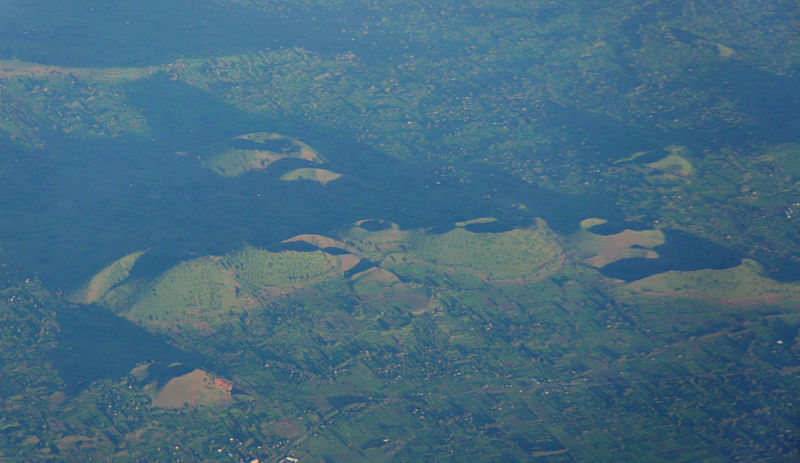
[1,0,799,461]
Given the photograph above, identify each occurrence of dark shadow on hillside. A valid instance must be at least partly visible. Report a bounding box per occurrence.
[0,75,623,291]
[50,304,208,394]
[1,72,748,293]
[713,62,800,145]
[598,230,743,282]
[123,72,277,151]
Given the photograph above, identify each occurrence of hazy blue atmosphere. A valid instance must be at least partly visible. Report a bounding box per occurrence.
[1,1,799,461]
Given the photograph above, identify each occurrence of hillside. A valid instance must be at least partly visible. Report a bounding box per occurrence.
[1,0,799,461]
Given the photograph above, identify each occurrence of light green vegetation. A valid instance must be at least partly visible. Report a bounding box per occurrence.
[454,217,497,227]
[116,246,341,328]
[222,245,338,290]
[613,151,649,164]
[579,217,608,229]
[143,1,793,192]
[340,223,408,258]
[410,226,563,281]
[344,219,564,283]
[350,267,403,293]
[0,59,150,84]
[283,233,343,249]
[1,1,799,461]
[609,142,800,276]
[569,223,664,269]
[122,256,243,328]
[279,167,342,185]
[101,221,564,330]
[620,259,800,306]
[0,74,151,147]
[203,147,286,176]
[3,242,799,462]
[201,132,323,177]
[713,42,736,58]
[615,147,695,177]
[0,0,793,280]
[70,250,147,304]
[646,153,695,176]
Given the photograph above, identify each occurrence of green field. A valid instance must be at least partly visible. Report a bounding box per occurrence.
[280,168,342,185]
[1,0,799,461]
[621,258,800,306]
[201,133,324,177]
[70,250,148,304]
[569,221,664,269]
[107,246,343,329]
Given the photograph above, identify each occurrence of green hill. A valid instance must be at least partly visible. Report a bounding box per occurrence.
[280,167,342,185]
[70,250,148,304]
[200,133,323,177]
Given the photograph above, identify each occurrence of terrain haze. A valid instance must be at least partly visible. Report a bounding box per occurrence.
[1,1,799,462]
